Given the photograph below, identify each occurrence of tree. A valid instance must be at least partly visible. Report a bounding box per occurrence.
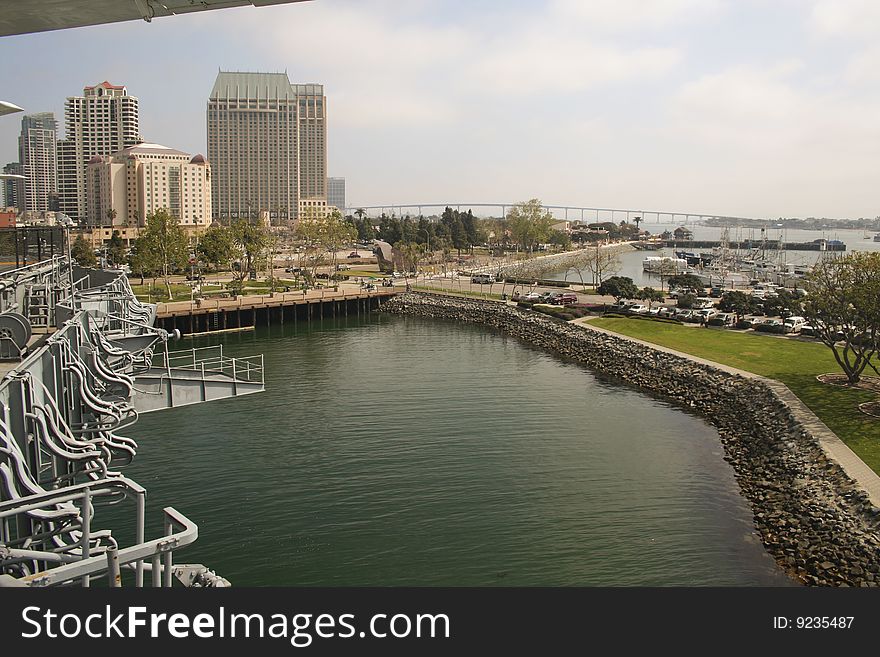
[802,253,880,383]
[71,236,96,267]
[197,224,236,272]
[638,287,665,308]
[597,276,639,303]
[719,291,757,320]
[230,218,270,290]
[107,230,126,266]
[677,293,696,309]
[667,274,704,292]
[137,209,190,299]
[582,243,623,287]
[506,199,554,252]
[128,237,157,286]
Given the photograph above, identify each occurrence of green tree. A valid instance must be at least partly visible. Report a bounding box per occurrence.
[677,293,697,309]
[230,218,270,289]
[597,276,639,303]
[107,230,126,266]
[128,237,157,286]
[137,209,190,299]
[71,236,96,267]
[719,291,757,320]
[638,286,666,308]
[667,274,704,292]
[803,252,880,383]
[507,199,554,252]
[197,224,236,272]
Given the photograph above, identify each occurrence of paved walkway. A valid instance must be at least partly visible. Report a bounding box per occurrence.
[575,317,880,508]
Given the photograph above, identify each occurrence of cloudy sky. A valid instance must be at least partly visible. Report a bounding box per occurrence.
[1,0,878,218]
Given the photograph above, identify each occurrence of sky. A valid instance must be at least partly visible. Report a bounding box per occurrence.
[1,0,878,219]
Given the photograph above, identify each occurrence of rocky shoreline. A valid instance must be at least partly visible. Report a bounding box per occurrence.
[380,292,880,586]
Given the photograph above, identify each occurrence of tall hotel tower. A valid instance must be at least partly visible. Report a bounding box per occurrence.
[18,112,58,216]
[57,81,141,224]
[207,71,327,222]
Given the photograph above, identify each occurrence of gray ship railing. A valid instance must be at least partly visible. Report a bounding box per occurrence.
[155,344,265,385]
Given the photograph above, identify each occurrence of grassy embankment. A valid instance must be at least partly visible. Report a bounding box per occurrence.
[590,317,880,474]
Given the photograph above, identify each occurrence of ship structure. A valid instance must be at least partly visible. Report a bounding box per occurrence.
[0,227,263,587]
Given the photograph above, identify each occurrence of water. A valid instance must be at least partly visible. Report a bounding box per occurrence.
[125,314,789,586]
[551,222,878,287]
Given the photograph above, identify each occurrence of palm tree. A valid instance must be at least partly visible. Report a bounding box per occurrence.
[106,208,117,227]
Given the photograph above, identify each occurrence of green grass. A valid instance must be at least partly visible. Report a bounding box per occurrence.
[412,285,507,301]
[590,317,880,474]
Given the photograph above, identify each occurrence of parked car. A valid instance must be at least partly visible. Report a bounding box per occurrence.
[348,251,361,258]
[708,312,736,327]
[626,304,650,315]
[693,297,715,310]
[657,306,676,317]
[675,309,695,321]
[784,316,807,333]
[556,292,578,305]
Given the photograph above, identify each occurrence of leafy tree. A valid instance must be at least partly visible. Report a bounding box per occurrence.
[719,291,757,319]
[677,293,696,309]
[549,230,572,250]
[762,289,803,318]
[231,218,270,287]
[137,209,190,298]
[638,287,666,308]
[597,276,639,303]
[667,274,704,292]
[197,225,236,272]
[506,199,554,252]
[71,236,96,267]
[802,252,880,383]
[107,230,126,266]
[128,237,157,285]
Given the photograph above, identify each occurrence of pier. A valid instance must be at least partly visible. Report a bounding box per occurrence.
[154,288,398,335]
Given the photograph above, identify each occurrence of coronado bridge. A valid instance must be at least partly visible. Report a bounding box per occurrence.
[345,203,761,225]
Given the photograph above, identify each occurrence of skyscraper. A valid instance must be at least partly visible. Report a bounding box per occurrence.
[2,162,24,212]
[57,81,141,224]
[207,71,327,222]
[327,177,345,213]
[18,112,57,217]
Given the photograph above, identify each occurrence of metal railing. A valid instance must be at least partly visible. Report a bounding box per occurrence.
[153,344,265,385]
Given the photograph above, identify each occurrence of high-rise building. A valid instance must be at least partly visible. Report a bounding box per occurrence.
[86,143,212,229]
[207,71,327,222]
[18,112,57,217]
[57,81,141,224]
[327,177,345,213]
[2,162,24,211]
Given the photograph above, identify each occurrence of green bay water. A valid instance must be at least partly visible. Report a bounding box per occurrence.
[125,314,790,585]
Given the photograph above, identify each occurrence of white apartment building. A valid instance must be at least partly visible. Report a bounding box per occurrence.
[207,71,327,222]
[58,81,141,224]
[86,143,212,229]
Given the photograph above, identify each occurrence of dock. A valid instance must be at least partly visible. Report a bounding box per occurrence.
[154,288,398,334]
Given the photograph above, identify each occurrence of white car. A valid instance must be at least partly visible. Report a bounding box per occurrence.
[626,304,650,314]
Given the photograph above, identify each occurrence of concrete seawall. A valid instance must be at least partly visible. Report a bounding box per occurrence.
[380,292,880,586]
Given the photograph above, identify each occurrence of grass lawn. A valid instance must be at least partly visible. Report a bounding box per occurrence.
[412,285,507,301]
[590,317,880,474]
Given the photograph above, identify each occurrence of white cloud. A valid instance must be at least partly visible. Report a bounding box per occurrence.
[809,0,880,38]
[469,37,680,94]
[550,0,725,30]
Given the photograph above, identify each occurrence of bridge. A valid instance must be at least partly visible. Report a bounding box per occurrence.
[345,203,761,225]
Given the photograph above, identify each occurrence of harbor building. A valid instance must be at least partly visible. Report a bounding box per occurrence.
[57,81,141,225]
[328,176,345,212]
[85,142,212,242]
[207,71,327,222]
[18,112,57,217]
